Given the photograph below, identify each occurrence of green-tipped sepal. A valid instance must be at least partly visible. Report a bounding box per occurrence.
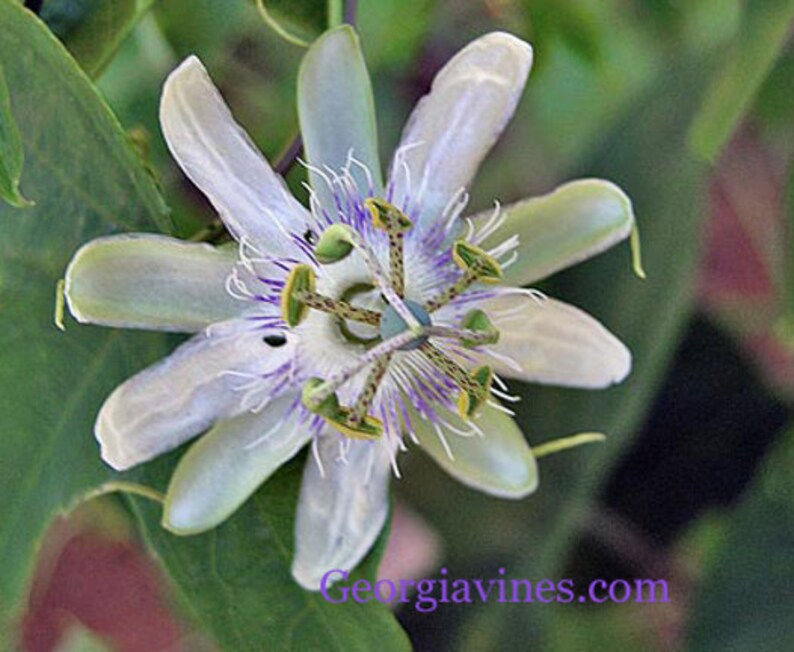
[281,264,315,327]
[314,224,355,264]
[457,365,494,420]
[460,309,500,347]
[452,241,502,283]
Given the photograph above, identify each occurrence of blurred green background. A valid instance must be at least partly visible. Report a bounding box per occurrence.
[1,0,793,650]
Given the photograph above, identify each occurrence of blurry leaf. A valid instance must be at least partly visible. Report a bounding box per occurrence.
[130,457,410,652]
[254,0,332,47]
[0,0,170,633]
[687,429,794,651]
[456,57,710,651]
[41,0,158,78]
[526,0,603,64]
[688,0,794,162]
[753,47,794,135]
[358,0,433,70]
[545,601,664,652]
[679,0,741,54]
[0,61,32,207]
[774,157,794,359]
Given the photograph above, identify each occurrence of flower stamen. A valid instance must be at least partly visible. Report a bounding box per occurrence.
[424,241,503,312]
[281,263,380,326]
[365,198,412,298]
[349,356,391,426]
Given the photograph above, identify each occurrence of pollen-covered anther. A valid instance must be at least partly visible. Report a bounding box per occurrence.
[451,241,502,283]
[457,365,494,420]
[365,198,413,233]
[281,264,316,327]
[460,309,500,347]
[301,378,384,440]
[325,408,384,440]
[425,241,504,313]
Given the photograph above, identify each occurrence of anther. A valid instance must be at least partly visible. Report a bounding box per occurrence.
[425,241,503,312]
[281,264,315,327]
[301,377,383,440]
[459,309,499,347]
[456,365,494,419]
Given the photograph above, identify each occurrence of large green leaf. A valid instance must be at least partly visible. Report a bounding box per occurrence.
[0,61,31,208]
[41,0,159,78]
[687,429,794,651]
[688,0,794,162]
[131,457,411,652]
[451,59,710,651]
[0,0,170,632]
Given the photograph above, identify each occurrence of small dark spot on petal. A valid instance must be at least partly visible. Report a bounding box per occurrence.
[304,229,317,245]
[263,334,287,347]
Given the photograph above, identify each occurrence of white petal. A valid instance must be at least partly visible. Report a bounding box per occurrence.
[65,234,245,333]
[291,437,392,591]
[479,293,631,388]
[96,327,294,471]
[390,32,532,229]
[475,178,636,287]
[298,26,383,212]
[410,402,537,499]
[160,56,311,250]
[163,392,309,534]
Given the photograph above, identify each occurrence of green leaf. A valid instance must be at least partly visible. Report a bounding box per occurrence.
[688,0,794,162]
[254,0,331,48]
[41,0,159,78]
[130,457,411,652]
[357,0,433,70]
[687,429,794,651]
[0,0,170,633]
[453,58,710,651]
[0,61,32,207]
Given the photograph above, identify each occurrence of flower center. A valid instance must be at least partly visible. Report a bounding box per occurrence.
[379,300,431,350]
[280,198,502,439]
